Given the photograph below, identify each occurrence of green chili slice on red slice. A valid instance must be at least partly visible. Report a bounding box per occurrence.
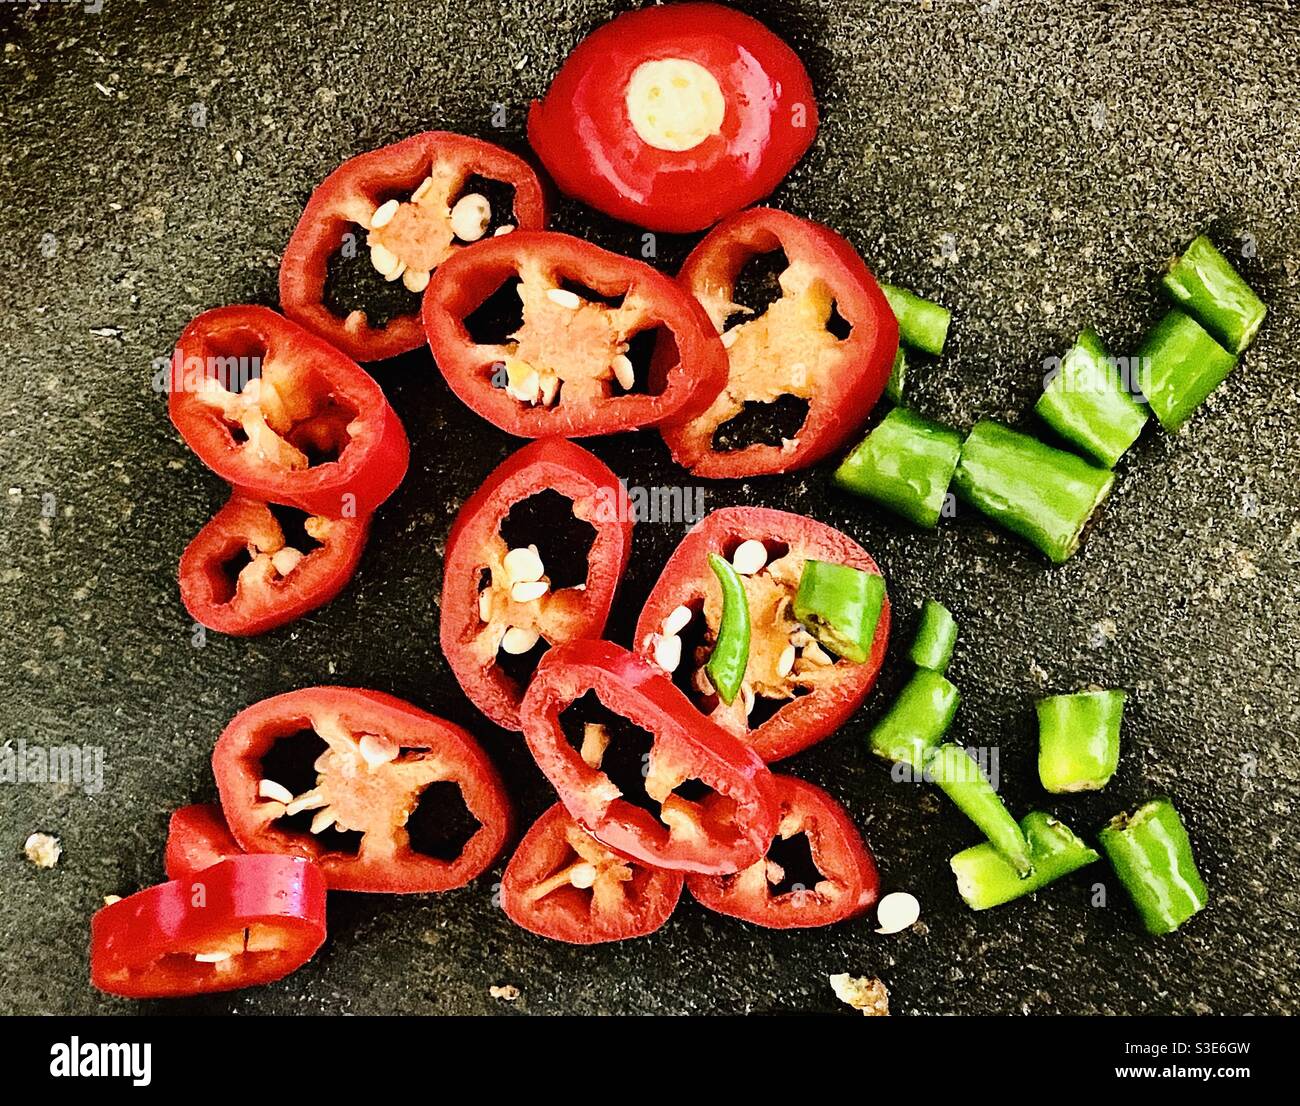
[1097,797,1208,935]
[908,598,956,673]
[928,743,1033,878]
[1035,328,1148,468]
[1036,689,1124,793]
[867,668,960,770]
[705,552,751,706]
[881,284,950,356]
[884,348,906,405]
[950,812,1099,911]
[1161,234,1267,354]
[792,559,886,665]
[1136,310,1238,433]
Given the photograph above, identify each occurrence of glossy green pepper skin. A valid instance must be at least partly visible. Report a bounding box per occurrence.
[704,552,750,706]
[1036,689,1124,792]
[881,284,950,356]
[952,420,1114,564]
[867,668,959,770]
[1137,310,1238,432]
[908,598,957,673]
[1098,797,1208,935]
[951,812,1099,910]
[833,408,963,528]
[1161,235,1267,354]
[792,559,885,665]
[929,743,1033,877]
[884,347,907,404]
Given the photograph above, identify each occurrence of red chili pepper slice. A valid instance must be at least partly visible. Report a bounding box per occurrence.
[90,855,327,998]
[528,4,818,233]
[169,305,409,516]
[659,208,898,477]
[212,687,512,893]
[422,230,727,437]
[440,439,633,730]
[279,131,548,362]
[179,492,370,636]
[634,507,890,763]
[501,803,683,944]
[520,640,779,875]
[686,774,879,929]
[164,803,243,880]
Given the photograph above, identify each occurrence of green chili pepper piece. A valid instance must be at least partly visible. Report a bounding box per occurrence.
[1034,328,1148,468]
[952,420,1114,564]
[928,743,1033,877]
[908,598,957,673]
[867,668,960,770]
[832,408,963,528]
[792,559,885,665]
[881,284,950,356]
[1136,310,1238,433]
[950,812,1100,910]
[1161,234,1267,354]
[704,552,750,706]
[884,347,907,405]
[1036,689,1124,793]
[1097,797,1208,935]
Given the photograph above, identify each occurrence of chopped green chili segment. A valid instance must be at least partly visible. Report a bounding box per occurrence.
[952,420,1115,564]
[909,598,957,673]
[1161,234,1267,354]
[705,552,750,705]
[1136,310,1238,432]
[885,347,907,404]
[832,408,963,528]
[792,560,885,665]
[928,743,1033,877]
[867,668,960,770]
[1097,797,1208,935]
[951,812,1100,910]
[881,284,951,356]
[1034,328,1148,468]
[1036,689,1124,793]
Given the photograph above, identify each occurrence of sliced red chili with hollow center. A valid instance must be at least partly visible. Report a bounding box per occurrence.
[279,131,548,362]
[168,305,409,516]
[422,230,727,437]
[659,208,897,477]
[440,438,633,730]
[164,803,243,880]
[501,802,683,944]
[686,774,879,929]
[179,493,370,636]
[212,687,512,893]
[90,855,327,998]
[634,507,890,763]
[520,640,779,875]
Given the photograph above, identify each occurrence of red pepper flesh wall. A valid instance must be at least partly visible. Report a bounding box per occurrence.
[164,803,243,880]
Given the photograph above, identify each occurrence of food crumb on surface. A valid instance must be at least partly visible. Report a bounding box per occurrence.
[489,984,521,1002]
[829,973,889,1016]
[23,832,62,869]
[102,894,121,905]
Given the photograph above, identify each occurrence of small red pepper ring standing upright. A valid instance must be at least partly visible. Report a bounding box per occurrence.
[168,305,409,517]
[179,493,370,636]
[279,131,548,362]
[90,855,327,998]
[520,640,779,876]
[501,803,684,944]
[659,208,898,477]
[164,803,243,880]
[440,438,633,730]
[213,687,512,893]
[634,507,890,763]
[528,4,818,233]
[422,230,727,438]
[686,775,879,929]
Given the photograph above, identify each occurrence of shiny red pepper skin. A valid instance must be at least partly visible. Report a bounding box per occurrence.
[686,774,879,929]
[164,803,243,880]
[440,439,633,730]
[280,131,548,362]
[501,803,684,944]
[634,507,890,763]
[213,687,512,893]
[179,493,370,636]
[528,4,818,232]
[168,306,408,517]
[659,208,898,477]
[90,855,327,998]
[520,640,779,875]
[422,230,727,437]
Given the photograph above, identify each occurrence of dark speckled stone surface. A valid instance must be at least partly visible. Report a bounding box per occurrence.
[1,0,1297,1015]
